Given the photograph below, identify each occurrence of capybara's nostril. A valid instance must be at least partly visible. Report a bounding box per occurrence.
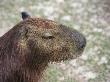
[78,35,86,50]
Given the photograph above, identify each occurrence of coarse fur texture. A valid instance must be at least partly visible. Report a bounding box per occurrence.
[0,12,86,82]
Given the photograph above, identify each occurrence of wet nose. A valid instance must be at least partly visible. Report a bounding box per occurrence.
[70,30,86,50]
[78,35,86,49]
[59,24,86,50]
[67,29,86,49]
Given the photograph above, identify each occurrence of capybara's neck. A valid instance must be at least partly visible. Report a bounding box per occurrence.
[18,62,48,82]
[4,62,48,82]
[0,27,49,82]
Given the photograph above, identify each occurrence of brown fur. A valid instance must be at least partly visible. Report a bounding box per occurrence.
[0,14,86,82]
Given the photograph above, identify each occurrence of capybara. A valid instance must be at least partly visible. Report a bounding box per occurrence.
[0,12,86,82]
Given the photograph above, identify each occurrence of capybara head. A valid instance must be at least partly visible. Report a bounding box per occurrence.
[17,12,86,63]
[0,12,86,82]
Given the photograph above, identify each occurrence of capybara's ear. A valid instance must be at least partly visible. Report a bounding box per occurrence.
[21,11,30,20]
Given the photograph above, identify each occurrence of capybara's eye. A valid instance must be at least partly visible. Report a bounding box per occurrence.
[42,32,54,39]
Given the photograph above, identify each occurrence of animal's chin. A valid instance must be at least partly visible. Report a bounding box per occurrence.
[49,51,83,62]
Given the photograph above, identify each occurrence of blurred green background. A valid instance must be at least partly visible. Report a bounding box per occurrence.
[0,0,110,82]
